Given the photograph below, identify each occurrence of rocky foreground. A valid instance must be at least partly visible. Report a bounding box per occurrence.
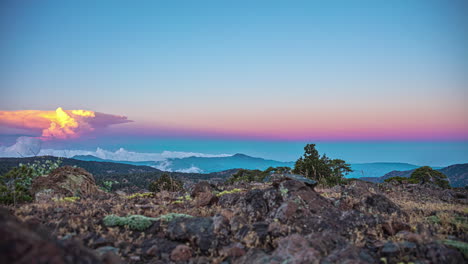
[1,167,467,264]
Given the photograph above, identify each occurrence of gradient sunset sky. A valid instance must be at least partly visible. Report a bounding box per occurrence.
[0,1,467,164]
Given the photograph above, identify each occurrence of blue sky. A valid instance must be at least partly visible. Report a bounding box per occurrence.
[0,0,467,165]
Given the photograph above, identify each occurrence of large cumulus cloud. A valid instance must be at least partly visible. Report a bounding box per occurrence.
[0,107,132,140]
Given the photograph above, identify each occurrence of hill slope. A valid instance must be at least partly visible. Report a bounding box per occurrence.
[155,153,295,173]
[73,153,295,173]
[0,156,236,191]
[360,163,468,187]
[347,162,421,178]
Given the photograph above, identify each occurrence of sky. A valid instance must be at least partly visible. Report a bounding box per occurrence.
[0,0,467,165]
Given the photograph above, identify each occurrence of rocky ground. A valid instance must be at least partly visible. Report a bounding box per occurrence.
[1,166,467,264]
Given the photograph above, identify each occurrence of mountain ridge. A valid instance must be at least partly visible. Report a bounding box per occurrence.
[360,163,468,187]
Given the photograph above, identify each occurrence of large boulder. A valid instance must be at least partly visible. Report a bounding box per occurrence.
[167,217,216,253]
[0,208,117,264]
[31,166,101,201]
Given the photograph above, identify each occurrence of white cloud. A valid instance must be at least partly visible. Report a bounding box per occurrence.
[161,151,231,159]
[153,160,173,171]
[0,136,42,157]
[175,166,204,173]
[0,137,231,166]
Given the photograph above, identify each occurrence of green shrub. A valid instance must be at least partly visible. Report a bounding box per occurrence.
[125,192,154,199]
[385,167,450,188]
[384,176,418,184]
[103,213,192,231]
[227,169,268,184]
[410,166,450,188]
[0,159,63,205]
[0,165,34,204]
[293,144,352,187]
[148,174,183,192]
[100,180,118,192]
[53,196,80,203]
[216,188,243,197]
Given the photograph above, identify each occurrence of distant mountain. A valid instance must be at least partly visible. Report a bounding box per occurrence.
[347,162,421,178]
[72,153,295,173]
[0,156,159,176]
[0,156,235,191]
[72,155,445,179]
[360,163,468,187]
[72,155,158,167]
[154,153,295,173]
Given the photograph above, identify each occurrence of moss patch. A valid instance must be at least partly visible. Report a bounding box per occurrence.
[103,213,193,231]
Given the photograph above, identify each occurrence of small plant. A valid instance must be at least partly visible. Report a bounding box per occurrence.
[384,176,418,184]
[148,174,183,192]
[100,180,119,192]
[0,165,34,205]
[155,213,193,222]
[22,158,63,179]
[103,213,192,231]
[227,169,268,184]
[125,192,154,199]
[103,214,156,231]
[216,188,243,197]
[173,194,192,204]
[410,166,450,188]
[0,158,64,205]
[279,186,289,198]
[53,196,80,202]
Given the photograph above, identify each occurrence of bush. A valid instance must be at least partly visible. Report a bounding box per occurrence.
[148,174,183,192]
[384,176,418,184]
[0,165,34,204]
[227,169,268,184]
[100,180,118,192]
[103,213,193,231]
[411,166,450,188]
[384,167,450,188]
[0,159,63,205]
[293,144,352,187]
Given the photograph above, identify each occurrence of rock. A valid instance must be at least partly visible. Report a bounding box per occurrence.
[212,214,230,236]
[242,189,269,221]
[220,243,246,258]
[90,236,113,249]
[240,222,269,248]
[272,234,321,264]
[322,245,373,264]
[129,255,140,261]
[382,221,411,236]
[167,217,215,252]
[170,245,193,262]
[194,191,218,207]
[275,201,299,222]
[142,238,179,258]
[95,246,119,257]
[230,215,248,234]
[31,166,101,201]
[268,221,289,237]
[218,192,242,207]
[359,194,404,216]
[0,208,106,264]
[220,209,234,221]
[395,231,423,243]
[381,242,399,255]
[191,181,214,197]
[267,174,318,187]
[234,249,276,264]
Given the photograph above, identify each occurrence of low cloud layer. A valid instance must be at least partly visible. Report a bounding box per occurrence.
[0,107,131,140]
[0,137,231,164]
